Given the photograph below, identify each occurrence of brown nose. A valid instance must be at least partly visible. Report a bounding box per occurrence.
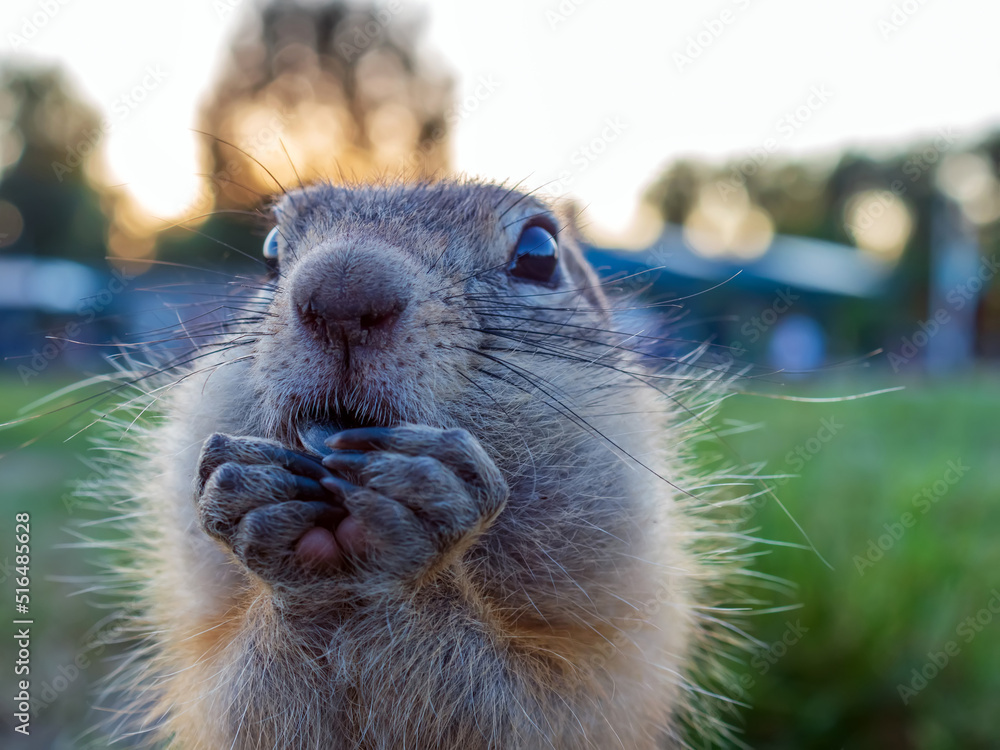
[291,249,409,357]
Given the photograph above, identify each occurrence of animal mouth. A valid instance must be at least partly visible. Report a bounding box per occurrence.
[294,405,389,457]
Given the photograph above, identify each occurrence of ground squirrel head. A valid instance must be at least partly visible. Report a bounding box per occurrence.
[251,180,613,447]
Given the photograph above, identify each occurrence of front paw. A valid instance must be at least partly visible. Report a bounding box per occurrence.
[318,425,509,582]
[195,434,358,583]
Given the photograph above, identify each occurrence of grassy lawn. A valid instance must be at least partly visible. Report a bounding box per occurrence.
[1,371,997,748]
[715,373,1000,749]
[0,375,114,748]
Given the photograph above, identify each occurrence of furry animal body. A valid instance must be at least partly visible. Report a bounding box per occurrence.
[91,180,746,749]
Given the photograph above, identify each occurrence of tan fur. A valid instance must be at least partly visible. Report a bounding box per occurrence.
[97,179,746,749]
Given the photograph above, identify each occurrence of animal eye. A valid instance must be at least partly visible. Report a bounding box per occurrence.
[508,223,559,284]
[263,226,280,265]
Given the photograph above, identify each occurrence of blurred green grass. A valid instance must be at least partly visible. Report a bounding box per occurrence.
[716,373,1000,749]
[1,372,998,748]
[0,375,111,749]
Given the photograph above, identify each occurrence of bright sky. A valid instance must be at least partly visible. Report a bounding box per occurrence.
[3,0,999,242]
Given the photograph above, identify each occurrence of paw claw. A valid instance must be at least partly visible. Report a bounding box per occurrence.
[325,426,394,451]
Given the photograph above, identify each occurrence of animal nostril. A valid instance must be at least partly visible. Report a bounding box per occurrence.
[293,271,409,351]
[359,308,397,331]
[288,246,414,356]
[298,300,317,326]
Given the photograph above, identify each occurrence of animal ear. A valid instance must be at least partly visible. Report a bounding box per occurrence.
[553,201,610,315]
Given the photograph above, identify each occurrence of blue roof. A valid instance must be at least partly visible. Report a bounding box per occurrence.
[586,225,894,298]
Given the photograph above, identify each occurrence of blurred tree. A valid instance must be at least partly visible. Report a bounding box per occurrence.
[196,0,453,212]
[0,63,107,263]
[642,132,1000,366]
[748,161,830,239]
[645,159,706,225]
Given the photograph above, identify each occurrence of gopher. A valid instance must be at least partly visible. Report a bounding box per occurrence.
[93,179,746,748]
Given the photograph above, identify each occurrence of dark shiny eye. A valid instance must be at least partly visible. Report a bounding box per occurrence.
[508,224,559,284]
[263,226,280,264]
